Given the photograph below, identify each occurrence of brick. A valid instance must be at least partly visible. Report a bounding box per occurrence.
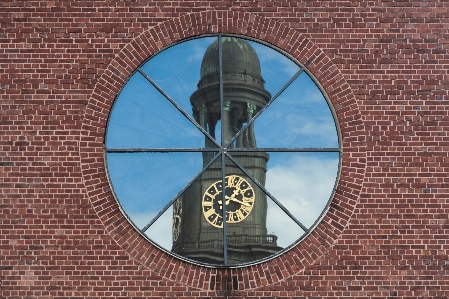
[1,2,449,299]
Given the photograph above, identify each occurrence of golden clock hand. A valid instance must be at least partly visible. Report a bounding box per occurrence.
[217,188,239,205]
[218,198,231,205]
[225,195,251,207]
[218,196,251,207]
[225,188,241,203]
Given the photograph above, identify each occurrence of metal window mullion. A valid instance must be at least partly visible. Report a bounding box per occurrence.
[218,34,228,265]
[106,148,341,153]
[226,148,340,153]
[220,153,228,265]
[106,148,220,153]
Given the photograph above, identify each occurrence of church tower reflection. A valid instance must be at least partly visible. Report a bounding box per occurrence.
[172,37,282,265]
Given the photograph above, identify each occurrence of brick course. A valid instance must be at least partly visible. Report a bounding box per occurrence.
[1,1,448,298]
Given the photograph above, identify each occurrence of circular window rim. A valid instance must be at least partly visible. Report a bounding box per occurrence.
[104,33,343,268]
[80,11,366,289]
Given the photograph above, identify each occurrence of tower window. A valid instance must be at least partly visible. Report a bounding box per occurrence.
[105,35,341,266]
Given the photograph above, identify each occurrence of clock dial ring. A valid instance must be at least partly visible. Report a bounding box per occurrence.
[202,175,255,228]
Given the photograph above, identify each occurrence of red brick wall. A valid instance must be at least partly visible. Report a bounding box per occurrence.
[1,1,448,298]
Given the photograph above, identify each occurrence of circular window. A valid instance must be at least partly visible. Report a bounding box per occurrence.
[105,35,341,267]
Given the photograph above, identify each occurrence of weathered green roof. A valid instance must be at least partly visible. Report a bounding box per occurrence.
[200,37,262,78]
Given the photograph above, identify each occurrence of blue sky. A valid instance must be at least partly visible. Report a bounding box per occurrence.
[105,36,340,253]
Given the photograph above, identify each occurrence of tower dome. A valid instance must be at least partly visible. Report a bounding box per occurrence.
[200,37,263,80]
[190,37,271,126]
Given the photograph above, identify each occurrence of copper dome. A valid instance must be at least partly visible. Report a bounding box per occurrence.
[200,37,263,80]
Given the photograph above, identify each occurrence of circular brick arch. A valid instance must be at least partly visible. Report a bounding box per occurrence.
[80,11,366,290]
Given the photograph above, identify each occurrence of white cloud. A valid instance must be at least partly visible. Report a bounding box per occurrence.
[285,114,338,147]
[265,155,339,248]
[255,110,339,148]
[128,207,174,251]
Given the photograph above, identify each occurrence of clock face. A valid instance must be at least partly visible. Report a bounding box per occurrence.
[202,175,255,228]
[172,198,182,241]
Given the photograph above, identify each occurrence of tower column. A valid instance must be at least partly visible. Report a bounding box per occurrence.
[198,103,213,164]
[197,103,208,131]
[222,100,232,145]
[247,103,256,148]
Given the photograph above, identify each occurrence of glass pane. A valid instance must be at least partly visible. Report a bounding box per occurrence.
[266,195,306,249]
[219,37,272,147]
[214,119,222,146]
[141,37,220,145]
[144,205,173,251]
[170,153,225,265]
[265,152,339,229]
[141,37,217,114]
[248,40,301,97]
[106,152,204,228]
[106,72,214,149]
[232,73,339,149]
[224,155,284,265]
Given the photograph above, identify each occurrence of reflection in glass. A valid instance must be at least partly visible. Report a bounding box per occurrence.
[106,72,210,149]
[106,152,204,225]
[223,155,282,265]
[266,198,306,248]
[171,153,225,265]
[105,35,341,267]
[141,37,218,115]
[145,205,173,251]
[248,40,301,98]
[190,37,271,147]
[253,73,339,149]
[265,152,339,230]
